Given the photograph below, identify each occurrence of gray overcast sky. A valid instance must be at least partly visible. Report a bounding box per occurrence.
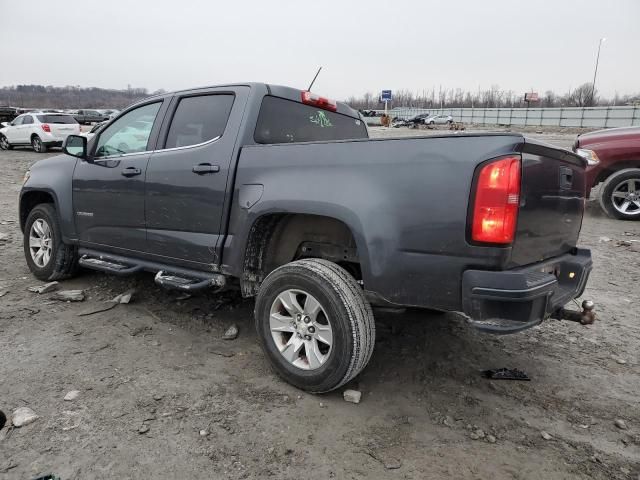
[1,0,638,100]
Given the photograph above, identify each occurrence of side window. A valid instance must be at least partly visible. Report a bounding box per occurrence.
[12,116,24,126]
[22,115,34,125]
[164,94,234,149]
[94,102,161,158]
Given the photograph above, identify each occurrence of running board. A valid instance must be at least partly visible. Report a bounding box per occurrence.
[79,256,143,276]
[154,271,224,291]
[77,248,226,292]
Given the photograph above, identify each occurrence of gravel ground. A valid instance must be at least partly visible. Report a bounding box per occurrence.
[0,130,639,479]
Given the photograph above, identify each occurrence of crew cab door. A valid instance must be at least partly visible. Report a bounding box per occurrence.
[144,86,249,266]
[72,100,168,252]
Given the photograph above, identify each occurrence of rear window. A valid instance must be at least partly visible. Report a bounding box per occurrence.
[254,96,367,144]
[37,115,77,124]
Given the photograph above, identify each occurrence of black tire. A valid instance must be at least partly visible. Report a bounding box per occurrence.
[23,204,78,281]
[255,258,375,393]
[31,135,47,153]
[0,134,12,150]
[598,168,640,220]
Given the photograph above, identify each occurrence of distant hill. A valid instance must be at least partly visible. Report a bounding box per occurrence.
[0,85,165,109]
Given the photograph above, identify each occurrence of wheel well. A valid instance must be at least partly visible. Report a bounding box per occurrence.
[241,214,360,297]
[595,161,640,186]
[20,191,55,231]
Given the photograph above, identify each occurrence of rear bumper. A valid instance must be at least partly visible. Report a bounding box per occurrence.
[461,248,592,333]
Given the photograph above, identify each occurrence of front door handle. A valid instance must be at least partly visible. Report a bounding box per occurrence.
[121,167,142,177]
[192,163,220,174]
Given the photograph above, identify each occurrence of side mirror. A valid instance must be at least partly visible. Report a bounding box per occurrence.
[63,135,88,159]
[0,122,8,128]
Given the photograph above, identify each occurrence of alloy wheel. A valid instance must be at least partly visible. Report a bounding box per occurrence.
[611,178,640,215]
[29,218,53,268]
[269,289,333,370]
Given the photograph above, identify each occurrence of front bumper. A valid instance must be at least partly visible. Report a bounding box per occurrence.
[462,248,592,333]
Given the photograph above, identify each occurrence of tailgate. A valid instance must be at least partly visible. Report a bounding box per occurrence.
[509,138,587,267]
[38,114,80,138]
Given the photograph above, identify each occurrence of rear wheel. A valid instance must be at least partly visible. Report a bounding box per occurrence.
[0,134,12,150]
[24,204,78,281]
[599,169,640,220]
[31,135,47,153]
[255,259,375,393]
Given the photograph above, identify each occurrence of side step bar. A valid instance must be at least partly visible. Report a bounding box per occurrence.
[77,248,226,292]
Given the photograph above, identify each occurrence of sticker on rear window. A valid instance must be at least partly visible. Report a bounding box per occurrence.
[309,111,333,128]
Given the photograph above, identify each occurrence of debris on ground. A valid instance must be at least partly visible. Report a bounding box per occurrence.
[53,290,85,302]
[614,419,628,430]
[206,347,235,357]
[541,431,553,440]
[64,390,80,401]
[199,429,209,436]
[1,459,18,473]
[11,407,39,427]
[27,281,59,294]
[343,389,362,404]
[138,424,150,434]
[366,450,401,470]
[486,434,497,443]
[598,236,611,243]
[0,290,7,297]
[112,289,135,304]
[482,368,530,381]
[77,302,117,316]
[129,325,151,337]
[175,293,192,301]
[222,324,239,340]
[0,232,8,242]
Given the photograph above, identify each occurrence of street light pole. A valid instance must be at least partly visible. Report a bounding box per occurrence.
[590,37,606,106]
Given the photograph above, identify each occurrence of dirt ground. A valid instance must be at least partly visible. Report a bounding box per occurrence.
[1,129,639,480]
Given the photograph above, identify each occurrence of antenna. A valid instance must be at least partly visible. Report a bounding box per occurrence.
[307,66,322,92]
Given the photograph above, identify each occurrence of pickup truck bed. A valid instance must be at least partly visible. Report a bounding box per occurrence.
[19,82,592,392]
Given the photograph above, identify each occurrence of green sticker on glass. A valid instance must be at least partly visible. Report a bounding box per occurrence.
[309,111,333,128]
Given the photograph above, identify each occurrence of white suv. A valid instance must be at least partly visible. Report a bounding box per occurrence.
[0,113,81,153]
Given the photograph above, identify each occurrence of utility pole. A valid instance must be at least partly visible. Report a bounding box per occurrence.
[590,37,606,106]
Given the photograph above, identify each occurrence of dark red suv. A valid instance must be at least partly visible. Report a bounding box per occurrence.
[573,126,640,220]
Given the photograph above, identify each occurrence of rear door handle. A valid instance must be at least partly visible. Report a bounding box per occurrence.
[121,167,142,177]
[192,163,220,174]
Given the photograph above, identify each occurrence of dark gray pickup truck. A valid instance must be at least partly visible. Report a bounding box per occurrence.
[19,83,592,392]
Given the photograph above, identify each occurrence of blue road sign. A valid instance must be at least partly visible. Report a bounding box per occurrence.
[381,90,392,101]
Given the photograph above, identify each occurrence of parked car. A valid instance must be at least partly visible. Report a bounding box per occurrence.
[0,106,18,123]
[79,121,107,141]
[424,114,454,125]
[19,83,592,392]
[74,109,109,125]
[0,112,80,152]
[573,126,640,220]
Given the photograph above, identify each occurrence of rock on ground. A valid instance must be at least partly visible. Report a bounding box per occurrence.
[11,407,38,427]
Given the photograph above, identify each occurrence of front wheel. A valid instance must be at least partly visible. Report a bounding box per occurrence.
[255,259,375,393]
[599,168,640,220]
[0,134,12,150]
[24,204,78,280]
[31,135,47,153]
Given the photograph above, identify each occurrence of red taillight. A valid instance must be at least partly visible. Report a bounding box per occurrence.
[41,124,51,133]
[301,91,337,112]
[471,156,521,244]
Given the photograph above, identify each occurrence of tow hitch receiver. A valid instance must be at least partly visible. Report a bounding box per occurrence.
[552,300,597,325]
